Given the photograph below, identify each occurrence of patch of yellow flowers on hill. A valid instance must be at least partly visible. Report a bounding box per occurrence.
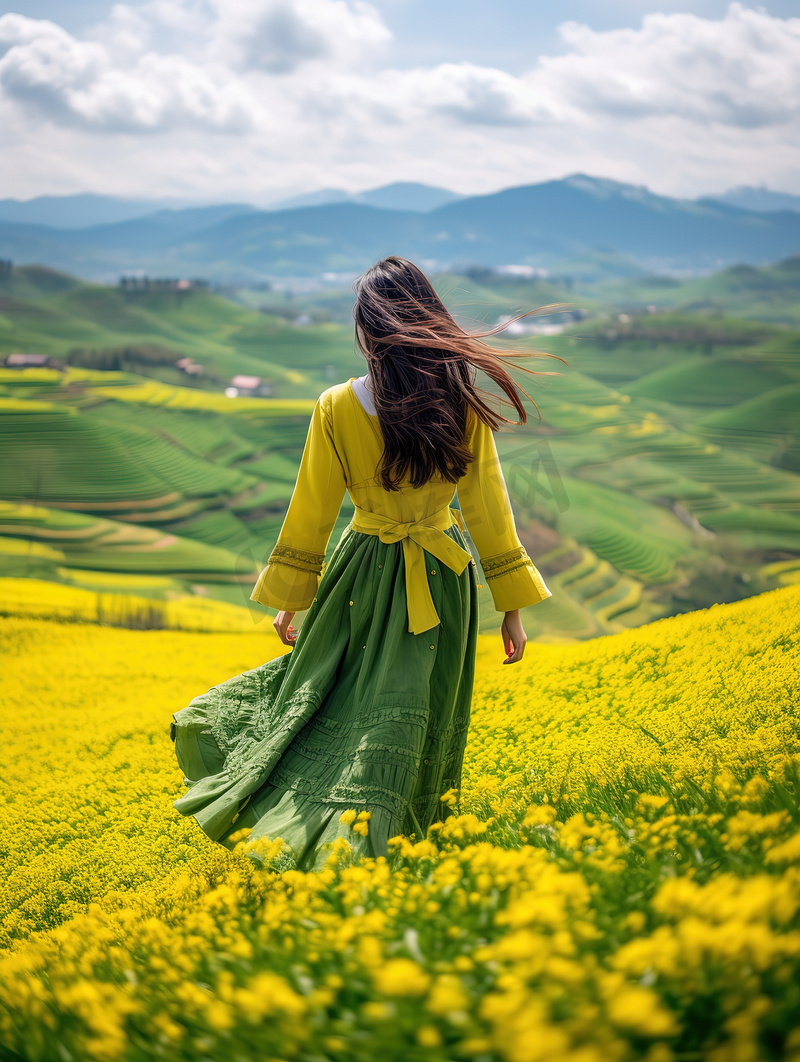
[1,585,799,1061]
[0,576,262,632]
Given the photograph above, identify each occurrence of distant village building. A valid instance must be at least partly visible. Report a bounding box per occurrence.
[496,308,585,337]
[227,374,274,398]
[495,265,550,279]
[293,314,313,327]
[176,357,205,376]
[232,374,261,391]
[496,315,564,337]
[119,275,209,293]
[5,353,64,369]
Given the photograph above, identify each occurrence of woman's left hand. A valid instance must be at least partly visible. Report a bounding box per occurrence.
[274,610,297,646]
[501,609,527,664]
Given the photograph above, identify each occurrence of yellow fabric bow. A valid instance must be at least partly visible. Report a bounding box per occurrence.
[350,503,472,635]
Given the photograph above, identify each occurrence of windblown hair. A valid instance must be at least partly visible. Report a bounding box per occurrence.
[353,255,566,491]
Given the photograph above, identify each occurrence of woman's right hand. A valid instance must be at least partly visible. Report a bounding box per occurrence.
[274,610,297,646]
[501,609,527,664]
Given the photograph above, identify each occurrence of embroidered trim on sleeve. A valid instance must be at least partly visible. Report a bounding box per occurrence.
[268,544,325,575]
[481,545,535,581]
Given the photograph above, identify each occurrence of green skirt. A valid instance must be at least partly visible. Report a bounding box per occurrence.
[170,521,479,872]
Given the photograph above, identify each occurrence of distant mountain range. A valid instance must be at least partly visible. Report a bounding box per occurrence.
[1,175,798,283]
[0,194,252,230]
[0,182,459,228]
[267,182,463,213]
[709,186,800,214]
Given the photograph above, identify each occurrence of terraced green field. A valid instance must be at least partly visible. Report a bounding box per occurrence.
[1,265,798,641]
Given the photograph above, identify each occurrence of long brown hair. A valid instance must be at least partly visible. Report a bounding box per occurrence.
[353,255,566,491]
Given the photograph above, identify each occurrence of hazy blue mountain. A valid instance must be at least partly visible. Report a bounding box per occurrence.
[708,187,800,214]
[425,175,800,269]
[268,182,461,213]
[179,203,420,278]
[0,203,259,267]
[0,193,216,229]
[0,203,261,281]
[2,174,799,281]
[354,183,462,212]
[267,189,353,210]
[0,183,461,229]
[174,177,800,277]
[64,204,259,249]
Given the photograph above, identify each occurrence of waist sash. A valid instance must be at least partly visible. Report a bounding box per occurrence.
[350,503,472,635]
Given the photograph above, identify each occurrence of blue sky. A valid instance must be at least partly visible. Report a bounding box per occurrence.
[1,1,798,202]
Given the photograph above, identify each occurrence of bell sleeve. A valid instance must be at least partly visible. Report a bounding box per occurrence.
[250,394,347,612]
[457,409,552,613]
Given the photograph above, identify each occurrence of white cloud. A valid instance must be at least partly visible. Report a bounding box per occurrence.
[539,3,800,129]
[0,2,798,199]
[213,0,390,73]
[389,63,560,127]
[87,4,153,57]
[0,15,108,121]
[0,11,257,131]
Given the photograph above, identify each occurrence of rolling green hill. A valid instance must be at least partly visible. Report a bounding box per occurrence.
[0,265,798,641]
[0,265,364,397]
[594,255,800,324]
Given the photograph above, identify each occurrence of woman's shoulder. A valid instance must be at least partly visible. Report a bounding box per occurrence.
[315,383,486,441]
[464,403,483,445]
[314,379,360,422]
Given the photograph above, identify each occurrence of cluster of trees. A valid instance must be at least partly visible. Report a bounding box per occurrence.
[592,314,770,352]
[66,343,219,384]
[118,276,209,293]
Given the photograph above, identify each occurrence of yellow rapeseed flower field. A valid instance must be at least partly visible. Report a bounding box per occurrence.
[1,585,799,1062]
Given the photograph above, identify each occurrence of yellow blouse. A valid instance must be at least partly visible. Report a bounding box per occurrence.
[251,378,551,631]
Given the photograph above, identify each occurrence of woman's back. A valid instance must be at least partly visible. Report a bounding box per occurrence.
[249,375,550,627]
[331,377,463,525]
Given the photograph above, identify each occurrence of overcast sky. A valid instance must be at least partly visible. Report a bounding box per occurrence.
[1,0,798,203]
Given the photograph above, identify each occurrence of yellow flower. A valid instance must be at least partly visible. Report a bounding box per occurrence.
[361,1001,395,1022]
[416,1025,442,1047]
[205,1001,233,1031]
[607,987,679,1037]
[765,830,800,865]
[426,975,469,1018]
[523,804,557,827]
[626,911,647,933]
[372,959,431,997]
[228,827,253,844]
